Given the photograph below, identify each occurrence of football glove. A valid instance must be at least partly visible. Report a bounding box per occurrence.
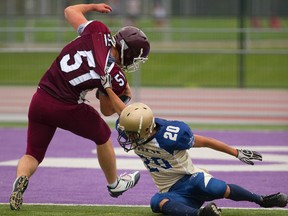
[237,149,262,165]
[95,89,107,99]
[100,74,112,89]
[119,95,131,104]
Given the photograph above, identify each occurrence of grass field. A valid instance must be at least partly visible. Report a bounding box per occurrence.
[0,17,287,88]
[1,17,288,41]
[0,52,287,88]
[0,204,287,216]
[1,15,287,89]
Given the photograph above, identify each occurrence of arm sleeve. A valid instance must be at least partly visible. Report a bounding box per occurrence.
[158,121,194,154]
[77,20,93,35]
[174,122,194,150]
[77,20,109,36]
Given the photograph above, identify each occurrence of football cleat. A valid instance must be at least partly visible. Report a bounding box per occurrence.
[107,171,140,198]
[259,192,288,208]
[197,203,222,216]
[9,175,29,210]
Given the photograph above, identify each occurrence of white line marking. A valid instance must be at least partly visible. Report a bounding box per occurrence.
[1,146,287,171]
[0,203,287,210]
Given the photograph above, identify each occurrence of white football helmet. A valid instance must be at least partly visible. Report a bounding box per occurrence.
[117,102,155,152]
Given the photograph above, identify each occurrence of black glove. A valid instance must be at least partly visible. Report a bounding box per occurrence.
[119,95,131,104]
[95,89,107,99]
[237,149,262,165]
[100,74,112,89]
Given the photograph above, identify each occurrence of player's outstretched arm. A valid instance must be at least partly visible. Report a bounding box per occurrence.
[100,74,126,116]
[64,3,112,31]
[193,135,238,156]
[119,83,132,104]
[97,83,131,116]
[193,135,262,165]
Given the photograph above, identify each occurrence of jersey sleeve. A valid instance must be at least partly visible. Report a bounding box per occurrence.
[156,119,194,154]
[78,20,110,36]
[175,122,194,150]
[111,71,127,96]
[77,21,93,35]
[101,67,127,96]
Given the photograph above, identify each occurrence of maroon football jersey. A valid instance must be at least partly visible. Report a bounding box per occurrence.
[39,21,127,104]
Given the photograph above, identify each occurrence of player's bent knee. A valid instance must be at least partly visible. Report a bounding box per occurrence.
[206,178,227,198]
[150,193,167,213]
[159,198,169,210]
[224,185,230,198]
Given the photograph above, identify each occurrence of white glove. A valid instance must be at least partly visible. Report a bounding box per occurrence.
[237,149,262,165]
[100,74,112,89]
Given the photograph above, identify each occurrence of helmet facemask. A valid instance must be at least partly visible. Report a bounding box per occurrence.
[117,127,146,152]
[119,42,148,73]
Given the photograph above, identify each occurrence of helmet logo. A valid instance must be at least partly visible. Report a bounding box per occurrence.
[138,115,143,134]
[120,39,129,67]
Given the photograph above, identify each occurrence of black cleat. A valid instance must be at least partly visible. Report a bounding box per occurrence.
[198,203,222,216]
[260,192,288,208]
[9,176,29,210]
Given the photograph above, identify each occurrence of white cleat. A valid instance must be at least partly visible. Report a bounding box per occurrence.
[107,171,140,198]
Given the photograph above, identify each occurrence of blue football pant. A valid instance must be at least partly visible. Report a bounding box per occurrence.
[150,172,227,213]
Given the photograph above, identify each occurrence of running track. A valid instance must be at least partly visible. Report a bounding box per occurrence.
[0,86,288,125]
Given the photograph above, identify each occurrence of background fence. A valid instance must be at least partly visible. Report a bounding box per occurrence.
[0,0,288,126]
[0,0,287,89]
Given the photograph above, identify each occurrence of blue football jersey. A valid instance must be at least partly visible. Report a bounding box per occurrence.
[132,118,207,193]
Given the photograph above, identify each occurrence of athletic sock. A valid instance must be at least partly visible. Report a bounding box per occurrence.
[227,184,262,204]
[161,200,198,216]
[108,177,119,188]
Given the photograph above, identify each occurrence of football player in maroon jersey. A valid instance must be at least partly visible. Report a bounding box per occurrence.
[9,3,150,210]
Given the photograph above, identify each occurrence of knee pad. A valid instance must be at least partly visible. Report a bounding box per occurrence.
[205,178,227,198]
[150,193,163,213]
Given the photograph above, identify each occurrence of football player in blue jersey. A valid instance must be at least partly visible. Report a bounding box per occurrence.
[115,102,288,216]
